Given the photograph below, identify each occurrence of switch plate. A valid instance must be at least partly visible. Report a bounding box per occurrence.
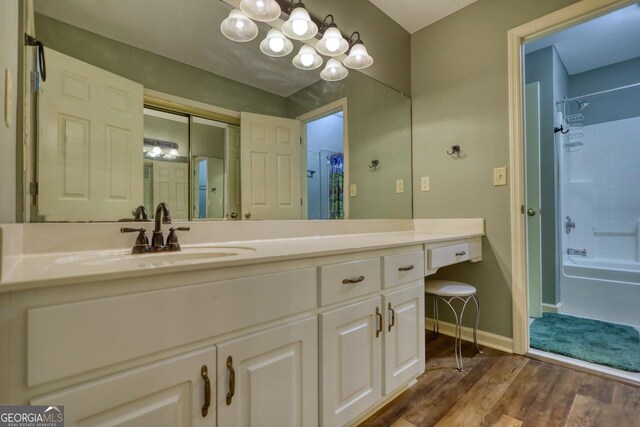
[494,167,507,186]
[396,179,404,193]
[349,184,357,197]
[421,176,430,192]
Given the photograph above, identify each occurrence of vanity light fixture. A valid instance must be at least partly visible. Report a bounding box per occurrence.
[292,45,323,70]
[316,15,348,56]
[320,58,348,82]
[343,32,373,69]
[239,0,281,22]
[281,1,318,40]
[220,9,259,42]
[260,28,294,57]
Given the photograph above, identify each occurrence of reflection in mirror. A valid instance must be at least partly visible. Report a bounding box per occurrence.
[31,0,412,222]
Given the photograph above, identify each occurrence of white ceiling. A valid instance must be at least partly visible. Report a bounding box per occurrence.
[525,4,640,75]
[369,0,480,34]
[34,0,322,97]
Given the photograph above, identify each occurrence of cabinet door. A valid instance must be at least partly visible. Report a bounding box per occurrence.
[383,282,425,395]
[216,317,318,427]
[31,347,215,427]
[320,296,383,427]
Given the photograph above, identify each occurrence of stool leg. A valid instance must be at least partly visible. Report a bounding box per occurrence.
[472,294,482,354]
[443,297,467,372]
[433,296,440,338]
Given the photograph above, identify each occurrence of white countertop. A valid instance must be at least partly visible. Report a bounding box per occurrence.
[0,228,483,293]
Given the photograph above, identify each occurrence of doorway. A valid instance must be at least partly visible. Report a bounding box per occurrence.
[510,0,640,382]
[306,112,345,220]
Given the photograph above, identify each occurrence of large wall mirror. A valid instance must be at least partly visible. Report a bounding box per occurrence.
[30,0,412,222]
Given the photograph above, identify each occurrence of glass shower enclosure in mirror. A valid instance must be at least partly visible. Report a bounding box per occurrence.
[30,0,412,222]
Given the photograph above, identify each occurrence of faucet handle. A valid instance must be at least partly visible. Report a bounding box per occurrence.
[120,228,150,254]
[166,227,190,251]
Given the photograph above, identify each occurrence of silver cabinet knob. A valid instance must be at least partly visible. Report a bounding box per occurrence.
[527,208,536,217]
[244,211,252,219]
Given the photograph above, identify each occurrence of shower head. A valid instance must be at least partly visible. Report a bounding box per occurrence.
[576,100,590,110]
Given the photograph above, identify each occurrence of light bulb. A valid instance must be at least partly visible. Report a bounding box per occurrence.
[300,53,314,67]
[292,19,308,36]
[326,37,340,52]
[169,148,179,157]
[255,0,265,12]
[151,146,163,156]
[269,36,285,53]
[235,20,245,29]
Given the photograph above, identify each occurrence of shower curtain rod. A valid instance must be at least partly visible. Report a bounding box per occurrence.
[556,82,640,104]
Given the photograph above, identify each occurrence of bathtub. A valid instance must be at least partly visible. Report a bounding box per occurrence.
[560,257,640,327]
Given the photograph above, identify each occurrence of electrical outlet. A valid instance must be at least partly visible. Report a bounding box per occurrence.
[494,167,507,186]
[396,179,404,193]
[421,176,430,192]
[350,184,357,197]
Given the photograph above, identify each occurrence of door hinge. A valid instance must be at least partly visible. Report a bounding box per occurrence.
[520,205,525,214]
[300,137,302,145]
[300,198,303,206]
[29,181,38,196]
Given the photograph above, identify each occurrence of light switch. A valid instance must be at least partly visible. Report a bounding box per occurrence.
[396,179,404,193]
[421,176,430,192]
[494,167,507,186]
[349,184,357,197]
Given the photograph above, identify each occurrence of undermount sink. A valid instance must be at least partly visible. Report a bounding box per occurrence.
[54,245,256,267]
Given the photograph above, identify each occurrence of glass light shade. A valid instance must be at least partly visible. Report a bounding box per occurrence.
[239,0,281,22]
[220,9,258,42]
[260,29,293,57]
[320,58,348,82]
[343,43,373,69]
[167,148,179,158]
[316,26,348,56]
[292,45,322,70]
[282,6,318,40]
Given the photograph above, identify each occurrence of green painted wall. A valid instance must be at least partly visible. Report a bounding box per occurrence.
[35,14,291,118]
[411,0,579,338]
[288,72,412,219]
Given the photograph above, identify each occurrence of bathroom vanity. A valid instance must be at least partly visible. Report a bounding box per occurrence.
[0,219,482,426]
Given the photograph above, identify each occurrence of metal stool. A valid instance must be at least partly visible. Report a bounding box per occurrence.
[425,280,481,371]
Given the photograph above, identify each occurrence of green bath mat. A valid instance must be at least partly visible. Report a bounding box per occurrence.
[530,313,640,372]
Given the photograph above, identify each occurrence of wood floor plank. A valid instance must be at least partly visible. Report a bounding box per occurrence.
[564,394,639,427]
[611,382,640,414]
[359,335,640,427]
[512,364,583,427]
[402,348,503,426]
[434,355,529,426]
[576,373,614,404]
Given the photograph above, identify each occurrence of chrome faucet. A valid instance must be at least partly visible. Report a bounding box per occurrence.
[152,202,172,250]
[567,248,587,257]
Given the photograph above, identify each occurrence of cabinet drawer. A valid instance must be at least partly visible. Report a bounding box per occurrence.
[27,268,316,386]
[428,242,481,270]
[383,251,425,288]
[319,258,381,306]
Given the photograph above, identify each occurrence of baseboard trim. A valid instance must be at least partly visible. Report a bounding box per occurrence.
[542,303,562,313]
[425,317,513,354]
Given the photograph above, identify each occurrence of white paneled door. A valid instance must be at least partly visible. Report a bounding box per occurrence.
[383,282,425,394]
[38,48,143,221]
[153,160,188,220]
[216,318,318,427]
[240,112,301,220]
[320,296,383,427]
[31,347,216,427]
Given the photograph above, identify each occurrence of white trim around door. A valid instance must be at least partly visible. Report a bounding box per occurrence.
[507,0,634,355]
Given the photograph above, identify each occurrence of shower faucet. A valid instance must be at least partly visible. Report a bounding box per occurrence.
[567,248,587,257]
[564,216,576,234]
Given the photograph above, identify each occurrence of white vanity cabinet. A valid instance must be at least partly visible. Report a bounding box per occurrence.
[31,347,216,427]
[320,296,383,427]
[319,252,426,427]
[216,317,318,427]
